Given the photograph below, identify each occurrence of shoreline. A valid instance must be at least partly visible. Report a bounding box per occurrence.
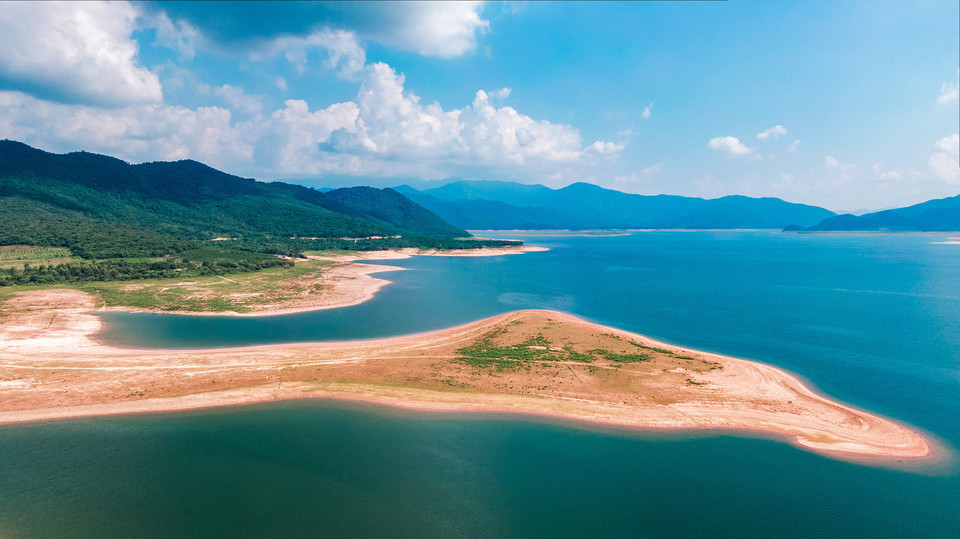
[0,289,935,465]
[98,244,549,318]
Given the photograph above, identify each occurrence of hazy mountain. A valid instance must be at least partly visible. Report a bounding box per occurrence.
[397,180,835,230]
[323,186,468,237]
[793,194,960,232]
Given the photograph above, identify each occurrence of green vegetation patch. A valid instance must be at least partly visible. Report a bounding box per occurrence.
[76,258,331,313]
[603,352,651,363]
[457,332,558,371]
[0,246,72,260]
[628,341,676,355]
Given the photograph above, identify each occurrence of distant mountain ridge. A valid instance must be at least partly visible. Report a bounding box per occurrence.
[789,194,960,232]
[323,186,468,238]
[396,180,836,230]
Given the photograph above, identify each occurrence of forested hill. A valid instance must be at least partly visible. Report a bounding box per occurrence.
[0,141,477,258]
[395,180,836,230]
[786,194,960,232]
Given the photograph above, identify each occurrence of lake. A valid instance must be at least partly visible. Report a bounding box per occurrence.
[2,231,959,537]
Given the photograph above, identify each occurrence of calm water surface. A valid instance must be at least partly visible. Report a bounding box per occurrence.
[2,231,959,537]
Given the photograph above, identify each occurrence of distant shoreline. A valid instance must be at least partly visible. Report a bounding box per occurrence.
[0,289,935,465]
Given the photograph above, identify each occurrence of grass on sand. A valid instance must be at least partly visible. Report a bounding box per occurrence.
[0,258,336,314]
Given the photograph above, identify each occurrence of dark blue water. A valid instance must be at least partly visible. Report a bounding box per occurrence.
[3,231,960,536]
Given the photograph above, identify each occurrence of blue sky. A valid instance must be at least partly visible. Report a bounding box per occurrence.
[0,1,957,211]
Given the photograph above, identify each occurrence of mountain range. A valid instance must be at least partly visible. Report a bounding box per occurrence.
[787,194,960,232]
[394,180,837,230]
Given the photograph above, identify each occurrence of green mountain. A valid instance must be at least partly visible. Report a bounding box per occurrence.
[792,194,960,232]
[396,180,835,230]
[0,140,475,259]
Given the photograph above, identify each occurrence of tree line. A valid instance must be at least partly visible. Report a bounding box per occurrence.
[0,256,293,286]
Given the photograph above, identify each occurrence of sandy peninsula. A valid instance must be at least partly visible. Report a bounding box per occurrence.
[0,288,931,463]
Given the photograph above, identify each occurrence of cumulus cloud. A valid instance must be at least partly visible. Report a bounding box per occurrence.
[0,1,162,107]
[938,70,959,105]
[788,139,801,152]
[707,136,754,156]
[0,60,620,179]
[757,125,787,140]
[641,102,653,119]
[929,134,960,183]
[0,90,251,168]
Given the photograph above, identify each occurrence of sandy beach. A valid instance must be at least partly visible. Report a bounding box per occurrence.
[0,288,932,463]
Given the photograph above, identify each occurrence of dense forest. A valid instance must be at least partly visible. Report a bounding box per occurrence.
[0,141,520,286]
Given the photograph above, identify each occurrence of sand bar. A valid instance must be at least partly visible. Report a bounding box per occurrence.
[0,289,932,463]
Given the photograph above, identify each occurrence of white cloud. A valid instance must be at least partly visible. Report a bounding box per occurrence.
[587,141,625,154]
[788,139,801,152]
[147,10,200,61]
[929,153,960,183]
[275,77,288,91]
[757,125,787,140]
[253,28,367,79]
[214,85,262,115]
[707,136,754,156]
[618,129,634,136]
[0,1,162,107]
[368,2,489,57]
[871,163,923,182]
[929,134,960,183]
[824,155,857,182]
[938,70,959,105]
[146,2,490,60]
[0,90,251,168]
[933,133,959,154]
[641,102,653,119]
[0,59,621,180]
[250,99,360,173]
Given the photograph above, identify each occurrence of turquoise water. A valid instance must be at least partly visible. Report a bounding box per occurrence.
[3,231,960,536]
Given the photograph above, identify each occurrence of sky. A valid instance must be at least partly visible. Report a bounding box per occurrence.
[0,1,957,212]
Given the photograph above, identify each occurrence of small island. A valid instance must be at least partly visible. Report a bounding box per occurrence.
[0,288,931,463]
